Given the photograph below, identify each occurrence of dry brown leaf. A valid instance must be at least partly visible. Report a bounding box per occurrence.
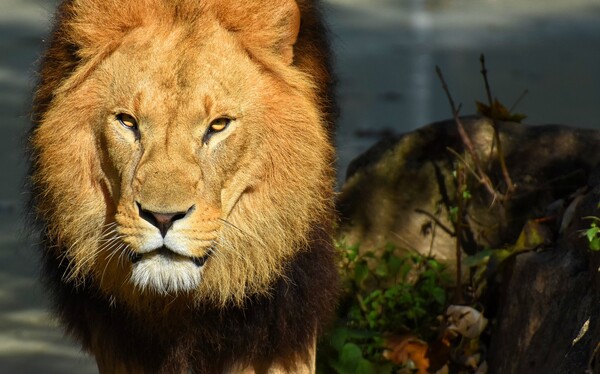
[383,334,430,374]
[476,98,527,123]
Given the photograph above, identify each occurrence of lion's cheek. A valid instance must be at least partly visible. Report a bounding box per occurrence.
[97,128,140,205]
[215,141,265,219]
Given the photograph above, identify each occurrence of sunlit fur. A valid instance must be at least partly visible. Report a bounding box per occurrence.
[31,0,338,371]
[30,0,335,310]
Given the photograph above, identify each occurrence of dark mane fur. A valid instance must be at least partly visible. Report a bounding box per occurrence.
[41,226,338,373]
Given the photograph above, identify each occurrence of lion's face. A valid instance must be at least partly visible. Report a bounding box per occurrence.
[103,26,264,296]
[31,0,333,306]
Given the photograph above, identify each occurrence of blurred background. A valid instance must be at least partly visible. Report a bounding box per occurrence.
[1,0,599,372]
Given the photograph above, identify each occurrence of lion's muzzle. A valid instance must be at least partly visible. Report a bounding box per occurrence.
[137,202,194,237]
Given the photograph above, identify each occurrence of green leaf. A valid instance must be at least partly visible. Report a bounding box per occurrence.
[371,300,380,310]
[328,359,348,374]
[329,327,349,352]
[356,359,376,374]
[513,220,551,251]
[367,310,379,327]
[461,185,472,200]
[386,255,403,277]
[354,261,370,285]
[586,223,600,242]
[340,343,362,369]
[430,287,446,305]
[449,206,459,223]
[345,329,380,340]
[486,248,512,276]
[365,289,382,301]
[398,261,412,280]
[590,237,600,251]
[347,244,360,262]
[464,248,493,267]
[362,251,376,259]
[375,261,388,277]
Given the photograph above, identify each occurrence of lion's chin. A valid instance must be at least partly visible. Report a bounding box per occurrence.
[130,250,204,295]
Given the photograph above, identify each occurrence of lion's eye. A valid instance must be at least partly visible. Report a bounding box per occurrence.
[204,117,232,143]
[209,118,231,133]
[116,113,138,130]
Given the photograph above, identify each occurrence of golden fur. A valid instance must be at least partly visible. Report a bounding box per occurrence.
[31,1,338,370]
[31,0,334,309]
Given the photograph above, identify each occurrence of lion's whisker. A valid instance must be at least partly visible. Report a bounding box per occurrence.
[218,218,267,247]
[117,245,132,266]
[217,236,251,265]
[100,242,127,286]
[97,236,123,254]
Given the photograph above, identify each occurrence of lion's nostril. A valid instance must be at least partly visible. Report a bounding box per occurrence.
[136,202,192,237]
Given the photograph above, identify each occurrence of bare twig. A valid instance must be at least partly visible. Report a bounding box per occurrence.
[486,130,496,169]
[447,147,484,185]
[414,208,455,237]
[436,65,503,202]
[509,89,529,113]
[428,221,437,257]
[436,60,525,303]
[480,54,493,105]
[479,54,515,197]
[391,232,427,255]
[454,164,465,304]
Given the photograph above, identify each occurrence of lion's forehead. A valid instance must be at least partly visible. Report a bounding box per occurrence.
[105,24,256,110]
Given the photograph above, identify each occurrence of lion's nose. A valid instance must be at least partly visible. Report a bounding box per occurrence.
[137,203,194,237]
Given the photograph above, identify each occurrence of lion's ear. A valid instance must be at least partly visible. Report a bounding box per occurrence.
[276,1,301,65]
[64,0,151,60]
[215,0,301,65]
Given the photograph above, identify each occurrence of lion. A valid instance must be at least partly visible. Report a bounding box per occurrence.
[29,0,338,372]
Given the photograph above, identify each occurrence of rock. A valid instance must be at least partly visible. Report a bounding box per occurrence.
[337,116,600,268]
[486,173,600,373]
[336,116,600,372]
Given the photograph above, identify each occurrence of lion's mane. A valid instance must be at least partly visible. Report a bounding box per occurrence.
[29,0,338,372]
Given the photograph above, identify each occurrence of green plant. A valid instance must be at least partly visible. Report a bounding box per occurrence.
[317,242,450,373]
[584,218,600,251]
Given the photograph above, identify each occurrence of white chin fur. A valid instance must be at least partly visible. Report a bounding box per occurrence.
[130,252,202,294]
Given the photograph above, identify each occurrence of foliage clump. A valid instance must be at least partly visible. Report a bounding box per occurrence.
[318,242,450,373]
